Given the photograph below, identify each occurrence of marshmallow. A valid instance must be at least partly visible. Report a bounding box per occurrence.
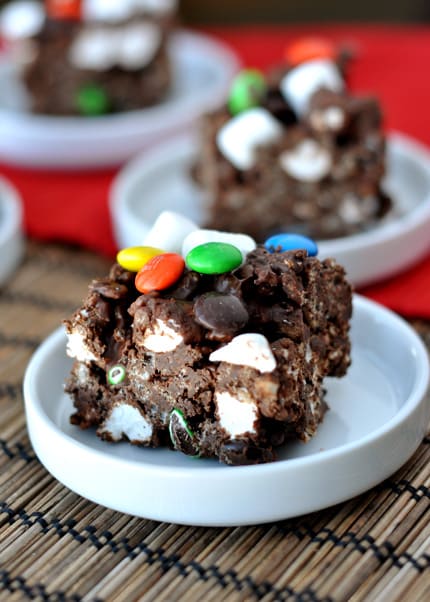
[216,391,258,438]
[279,139,332,182]
[143,211,199,255]
[216,107,283,170]
[99,403,153,442]
[0,0,44,40]
[84,0,177,22]
[210,333,276,373]
[280,59,344,117]
[69,22,161,71]
[142,319,183,353]
[182,229,256,263]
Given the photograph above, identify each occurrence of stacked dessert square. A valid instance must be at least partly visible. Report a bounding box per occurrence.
[194,38,391,241]
[65,214,352,465]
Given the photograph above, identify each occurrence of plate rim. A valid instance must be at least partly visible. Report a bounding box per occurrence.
[23,295,429,478]
[0,174,24,285]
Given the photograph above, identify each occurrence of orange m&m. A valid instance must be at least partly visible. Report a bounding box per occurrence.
[135,253,185,294]
[284,37,336,67]
[46,0,82,20]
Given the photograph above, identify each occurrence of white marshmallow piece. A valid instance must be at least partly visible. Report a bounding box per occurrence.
[280,59,344,117]
[0,0,44,40]
[279,139,332,182]
[66,330,97,363]
[99,403,153,442]
[69,22,161,71]
[142,319,183,353]
[117,22,161,70]
[216,108,283,170]
[182,229,256,263]
[84,0,177,22]
[143,211,199,255]
[210,333,276,373]
[69,28,119,71]
[310,106,345,132]
[216,391,258,438]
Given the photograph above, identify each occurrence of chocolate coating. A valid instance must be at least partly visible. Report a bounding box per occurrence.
[194,293,249,339]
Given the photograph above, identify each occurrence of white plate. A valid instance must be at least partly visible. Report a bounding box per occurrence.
[0,175,24,285]
[23,296,430,526]
[110,132,430,287]
[0,31,239,168]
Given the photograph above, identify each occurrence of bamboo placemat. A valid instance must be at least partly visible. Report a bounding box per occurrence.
[1,241,430,602]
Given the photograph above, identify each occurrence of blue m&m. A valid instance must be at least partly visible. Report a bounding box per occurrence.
[264,233,318,256]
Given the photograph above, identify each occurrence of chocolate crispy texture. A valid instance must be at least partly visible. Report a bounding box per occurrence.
[64,247,352,465]
[194,82,391,241]
[23,17,171,115]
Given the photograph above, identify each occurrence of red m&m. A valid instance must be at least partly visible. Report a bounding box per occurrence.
[46,0,82,20]
[135,253,185,294]
[285,37,336,66]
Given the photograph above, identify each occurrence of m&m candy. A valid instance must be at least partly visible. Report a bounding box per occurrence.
[169,408,200,457]
[108,365,126,386]
[284,37,336,66]
[228,69,267,116]
[135,253,185,294]
[117,246,165,272]
[46,0,82,20]
[186,242,242,275]
[76,84,110,116]
[264,233,318,256]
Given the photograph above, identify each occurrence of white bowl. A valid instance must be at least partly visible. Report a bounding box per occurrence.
[23,296,430,526]
[0,175,24,285]
[0,30,239,168]
[110,131,430,287]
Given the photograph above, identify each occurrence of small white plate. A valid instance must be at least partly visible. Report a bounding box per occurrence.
[110,132,430,287]
[0,31,239,168]
[23,296,430,527]
[0,175,24,285]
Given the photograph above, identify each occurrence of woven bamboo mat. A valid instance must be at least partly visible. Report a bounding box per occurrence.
[1,241,430,602]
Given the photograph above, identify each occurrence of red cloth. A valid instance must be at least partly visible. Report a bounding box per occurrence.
[1,24,430,316]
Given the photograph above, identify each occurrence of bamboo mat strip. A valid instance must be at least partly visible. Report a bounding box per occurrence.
[1,242,430,602]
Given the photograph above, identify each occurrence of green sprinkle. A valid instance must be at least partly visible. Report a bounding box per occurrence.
[76,84,110,116]
[108,365,126,386]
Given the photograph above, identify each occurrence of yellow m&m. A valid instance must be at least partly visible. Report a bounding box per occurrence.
[116,246,165,272]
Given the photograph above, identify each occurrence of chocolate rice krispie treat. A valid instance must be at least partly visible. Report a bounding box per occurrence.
[0,0,176,115]
[194,37,391,241]
[64,214,352,465]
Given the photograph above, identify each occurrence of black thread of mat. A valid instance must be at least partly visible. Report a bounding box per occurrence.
[0,558,326,602]
[28,251,109,279]
[0,438,35,463]
[1,498,430,587]
[0,382,21,400]
[0,332,41,349]
[0,291,77,313]
[0,502,332,601]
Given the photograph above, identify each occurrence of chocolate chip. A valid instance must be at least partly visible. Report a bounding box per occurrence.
[219,440,276,465]
[194,293,248,338]
[90,279,129,299]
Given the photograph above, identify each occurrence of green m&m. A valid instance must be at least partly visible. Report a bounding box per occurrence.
[108,365,126,386]
[169,408,200,457]
[76,84,110,116]
[186,242,242,275]
[228,69,267,116]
